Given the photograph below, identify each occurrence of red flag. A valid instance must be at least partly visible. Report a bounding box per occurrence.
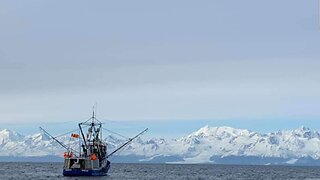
[71,133,80,138]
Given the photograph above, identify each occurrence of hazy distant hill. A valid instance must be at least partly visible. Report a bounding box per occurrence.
[1,126,320,165]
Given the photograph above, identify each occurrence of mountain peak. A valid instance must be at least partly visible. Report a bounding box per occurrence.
[1,126,320,165]
[30,133,51,141]
[291,126,318,139]
[0,129,10,133]
[0,128,18,135]
[0,129,24,143]
[297,126,310,131]
[191,126,251,138]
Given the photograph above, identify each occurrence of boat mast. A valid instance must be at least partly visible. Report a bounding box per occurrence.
[78,106,104,157]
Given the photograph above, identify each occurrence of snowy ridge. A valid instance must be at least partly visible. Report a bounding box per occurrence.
[1,126,320,165]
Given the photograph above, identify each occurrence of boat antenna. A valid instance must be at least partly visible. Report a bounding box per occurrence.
[95,102,98,118]
[92,105,95,119]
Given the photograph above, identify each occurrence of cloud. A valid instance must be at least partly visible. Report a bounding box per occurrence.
[0,0,319,123]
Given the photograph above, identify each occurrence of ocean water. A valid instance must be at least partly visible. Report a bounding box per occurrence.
[1,162,320,180]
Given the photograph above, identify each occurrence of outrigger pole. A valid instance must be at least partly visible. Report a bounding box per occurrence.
[106,128,148,158]
[39,127,79,156]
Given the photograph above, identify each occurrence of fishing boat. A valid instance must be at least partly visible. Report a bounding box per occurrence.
[40,109,148,176]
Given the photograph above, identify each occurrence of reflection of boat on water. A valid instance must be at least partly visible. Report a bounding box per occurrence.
[40,109,148,176]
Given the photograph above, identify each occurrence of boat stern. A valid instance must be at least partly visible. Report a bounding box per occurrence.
[63,158,110,176]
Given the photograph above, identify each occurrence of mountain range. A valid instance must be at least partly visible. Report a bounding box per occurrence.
[1,126,320,165]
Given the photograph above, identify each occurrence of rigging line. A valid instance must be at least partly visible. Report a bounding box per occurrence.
[53,128,80,138]
[94,118,103,124]
[39,127,80,156]
[100,119,129,124]
[39,120,76,126]
[83,117,94,123]
[106,128,148,158]
[101,127,130,140]
[100,120,148,130]
[78,115,98,123]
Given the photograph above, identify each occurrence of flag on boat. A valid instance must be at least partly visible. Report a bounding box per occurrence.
[71,133,80,138]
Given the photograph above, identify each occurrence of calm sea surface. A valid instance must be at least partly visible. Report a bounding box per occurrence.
[1,162,320,180]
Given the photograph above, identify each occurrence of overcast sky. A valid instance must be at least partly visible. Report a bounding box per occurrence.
[1,0,320,135]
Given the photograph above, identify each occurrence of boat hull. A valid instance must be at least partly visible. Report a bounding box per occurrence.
[63,160,111,176]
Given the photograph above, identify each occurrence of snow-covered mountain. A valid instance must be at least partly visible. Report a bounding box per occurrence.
[1,126,320,165]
